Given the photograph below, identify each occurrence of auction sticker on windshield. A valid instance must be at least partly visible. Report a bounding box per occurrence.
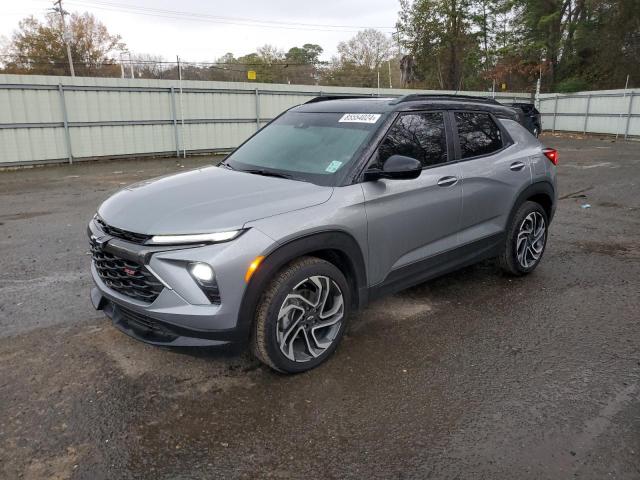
[325,160,343,173]
[339,113,381,124]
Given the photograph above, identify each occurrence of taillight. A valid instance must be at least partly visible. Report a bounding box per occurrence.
[542,148,558,165]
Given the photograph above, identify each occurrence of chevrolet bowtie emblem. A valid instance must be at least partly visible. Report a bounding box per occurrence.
[91,234,110,249]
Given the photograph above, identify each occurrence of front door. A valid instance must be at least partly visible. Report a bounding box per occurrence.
[361,111,463,286]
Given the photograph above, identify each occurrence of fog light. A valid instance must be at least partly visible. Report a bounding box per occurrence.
[188,262,220,304]
[190,262,214,282]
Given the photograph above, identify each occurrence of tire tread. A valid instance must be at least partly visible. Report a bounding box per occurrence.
[251,256,337,372]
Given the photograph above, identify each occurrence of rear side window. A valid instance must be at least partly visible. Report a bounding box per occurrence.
[377,112,448,168]
[455,112,503,159]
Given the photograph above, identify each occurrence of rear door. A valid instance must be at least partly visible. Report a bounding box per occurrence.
[453,111,532,246]
[361,111,463,286]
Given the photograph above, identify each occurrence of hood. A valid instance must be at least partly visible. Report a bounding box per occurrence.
[98,166,333,235]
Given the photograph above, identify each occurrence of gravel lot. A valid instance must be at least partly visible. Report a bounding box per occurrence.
[1,134,639,479]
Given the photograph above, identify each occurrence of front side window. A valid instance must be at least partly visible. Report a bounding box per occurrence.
[225,111,383,185]
[454,112,503,159]
[375,112,448,168]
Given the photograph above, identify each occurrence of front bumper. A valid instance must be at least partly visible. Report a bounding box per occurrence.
[88,219,274,346]
[91,287,236,346]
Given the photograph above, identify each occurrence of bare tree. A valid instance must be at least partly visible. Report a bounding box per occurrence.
[256,44,285,64]
[130,53,166,79]
[337,29,395,70]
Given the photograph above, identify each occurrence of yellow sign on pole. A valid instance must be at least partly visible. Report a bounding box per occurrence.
[247,70,257,81]
[501,83,507,91]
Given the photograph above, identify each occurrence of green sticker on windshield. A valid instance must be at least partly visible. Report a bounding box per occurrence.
[325,160,343,173]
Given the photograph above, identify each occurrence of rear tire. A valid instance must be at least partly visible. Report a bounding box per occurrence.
[499,201,548,276]
[251,256,351,373]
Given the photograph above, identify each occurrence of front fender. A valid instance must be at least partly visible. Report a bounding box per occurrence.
[235,231,368,342]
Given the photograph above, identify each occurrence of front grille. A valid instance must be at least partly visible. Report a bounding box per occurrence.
[91,243,164,303]
[95,216,151,244]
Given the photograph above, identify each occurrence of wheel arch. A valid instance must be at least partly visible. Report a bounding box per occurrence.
[236,230,368,342]
[508,181,556,228]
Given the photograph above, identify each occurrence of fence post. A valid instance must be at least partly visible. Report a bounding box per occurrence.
[57,83,73,164]
[552,94,559,133]
[170,87,180,157]
[624,93,634,139]
[255,88,261,131]
[583,94,591,134]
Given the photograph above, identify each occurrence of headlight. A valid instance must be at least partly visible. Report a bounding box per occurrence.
[149,229,243,245]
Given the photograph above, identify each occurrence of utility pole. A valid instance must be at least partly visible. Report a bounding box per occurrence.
[119,52,125,78]
[52,0,75,77]
[536,52,543,106]
[128,52,134,79]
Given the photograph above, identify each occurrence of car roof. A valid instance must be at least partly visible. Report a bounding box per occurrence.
[292,94,522,121]
[293,97,397,113]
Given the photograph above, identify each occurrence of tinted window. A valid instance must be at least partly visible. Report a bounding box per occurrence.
[455,112,503,158]
[226,111,381,185]
[377,112,448,168]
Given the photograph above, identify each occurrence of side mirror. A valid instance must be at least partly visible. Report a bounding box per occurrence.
[364,154,422,181]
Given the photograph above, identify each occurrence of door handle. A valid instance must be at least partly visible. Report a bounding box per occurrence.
[510,161,526,171]
[437,176,458,187]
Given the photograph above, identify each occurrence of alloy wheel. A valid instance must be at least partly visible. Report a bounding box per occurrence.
[276,275,344,362]
[516,211,546,269]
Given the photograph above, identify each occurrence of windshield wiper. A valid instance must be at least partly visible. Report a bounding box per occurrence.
[219,162,234,170]
[240,169,298,180]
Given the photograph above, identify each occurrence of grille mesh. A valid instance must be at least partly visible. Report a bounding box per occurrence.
[91,243,163,303]
[94,216,150,244]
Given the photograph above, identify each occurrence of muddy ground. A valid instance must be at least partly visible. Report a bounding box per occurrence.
[0,134,639,479]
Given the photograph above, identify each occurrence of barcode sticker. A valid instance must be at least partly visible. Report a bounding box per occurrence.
[325,160,343,173]
[339,113,381,124]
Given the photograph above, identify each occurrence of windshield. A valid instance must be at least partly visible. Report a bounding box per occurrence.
[224,111,384,185]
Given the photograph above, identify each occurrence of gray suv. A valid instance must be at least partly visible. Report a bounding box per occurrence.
[88,94,558,373]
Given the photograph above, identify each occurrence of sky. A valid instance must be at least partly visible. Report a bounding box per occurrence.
[1,0,401,62]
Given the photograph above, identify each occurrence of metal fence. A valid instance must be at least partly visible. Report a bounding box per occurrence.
[0,74,531,166]
[538,89,640,138]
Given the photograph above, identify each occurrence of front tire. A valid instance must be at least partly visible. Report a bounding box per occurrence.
[251,256,351,373]
[499,201,548,275]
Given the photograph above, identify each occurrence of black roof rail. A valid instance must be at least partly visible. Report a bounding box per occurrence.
[305,94,386,104]
[390,93,502,105]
